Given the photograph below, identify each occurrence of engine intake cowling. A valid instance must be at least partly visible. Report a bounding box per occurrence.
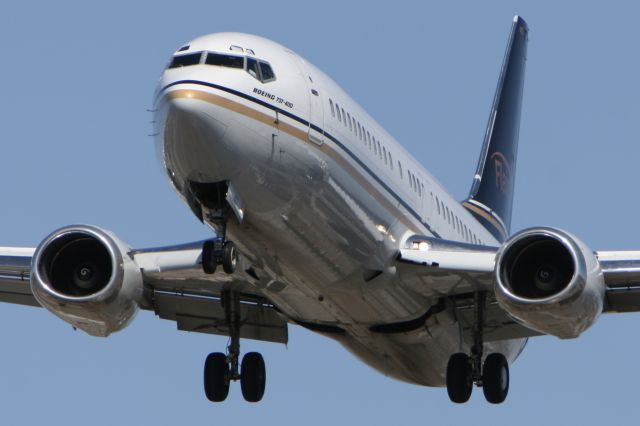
[31,225,143,337]
[495,227,605,339]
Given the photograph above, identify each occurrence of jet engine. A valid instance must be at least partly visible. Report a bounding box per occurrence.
[30,225,143,337]
[494,227,605,339]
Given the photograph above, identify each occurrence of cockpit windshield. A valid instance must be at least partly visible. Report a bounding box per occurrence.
[167,52,202,68]
[205,53,244,69]
[167,51,276,83]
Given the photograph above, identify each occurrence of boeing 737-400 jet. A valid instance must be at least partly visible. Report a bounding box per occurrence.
[2,16,639,405]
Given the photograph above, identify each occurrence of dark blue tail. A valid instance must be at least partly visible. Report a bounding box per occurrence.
[462,16,528,242]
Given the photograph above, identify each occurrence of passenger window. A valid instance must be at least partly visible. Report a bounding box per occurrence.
[336,104,342,122]
[436,196,441,214]
[246,57,260,79]
[168,52,202,68]
[259,61,276,82]
[377,141,382,160]
[347,113,352,131]
[342,108,347,126]
[440,201,445,217]
[398,161,402,178]
[373,138,378,155]
[389,152,393,170]
[205,53,244,68]
[383,147,387,165]
[367,131,372,149]
[329,99,335,117]
[352,117,357,134]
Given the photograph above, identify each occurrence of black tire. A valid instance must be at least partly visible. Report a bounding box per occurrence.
[204,352,229,402]
[446,353,472,403]
[202,241,217,274]
[222,241,238,274]
[240,352,266,402]
[482,353,509,404]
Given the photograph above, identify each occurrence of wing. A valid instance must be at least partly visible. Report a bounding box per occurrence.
[0,247,37,307]
[132,241,287,344]
[395,236,543,343]
[395,235,640,343]
[596,250,640,312]
[5,233,640,346]
[0,242,288,344]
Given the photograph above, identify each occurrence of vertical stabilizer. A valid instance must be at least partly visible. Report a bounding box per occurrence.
[463,16,528,242]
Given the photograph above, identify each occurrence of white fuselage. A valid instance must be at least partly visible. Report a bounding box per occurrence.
[153,33,525,386]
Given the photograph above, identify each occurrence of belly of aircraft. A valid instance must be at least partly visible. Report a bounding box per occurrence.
[155,90,526,387]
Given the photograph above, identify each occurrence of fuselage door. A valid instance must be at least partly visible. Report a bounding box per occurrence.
[307,76,324,146]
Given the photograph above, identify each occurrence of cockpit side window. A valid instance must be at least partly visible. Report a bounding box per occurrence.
[245,58,276,83]
[259,61,276,82]
[205,53,244,68]
[168,52,203,69]
[246,57,260,80]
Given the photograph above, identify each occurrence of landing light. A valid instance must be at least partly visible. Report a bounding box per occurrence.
[412,241,430,251]
[376,224,387,235]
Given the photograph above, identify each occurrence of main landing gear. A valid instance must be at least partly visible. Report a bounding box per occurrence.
[203,291,267,403]
[446,292,510,404]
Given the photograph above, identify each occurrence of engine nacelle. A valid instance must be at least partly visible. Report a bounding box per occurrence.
[495,227,605,339]
[31,225,143,337]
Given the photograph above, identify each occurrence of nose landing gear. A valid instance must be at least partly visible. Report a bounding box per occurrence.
[446,292,510,404]
[202,239,238,275]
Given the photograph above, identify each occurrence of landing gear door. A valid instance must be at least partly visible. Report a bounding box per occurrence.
[307,76,324,146]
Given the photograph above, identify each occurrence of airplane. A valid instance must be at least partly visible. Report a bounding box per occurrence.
[2,14,639,405]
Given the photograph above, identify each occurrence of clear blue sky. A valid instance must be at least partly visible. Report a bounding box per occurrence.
[1,1,638,424]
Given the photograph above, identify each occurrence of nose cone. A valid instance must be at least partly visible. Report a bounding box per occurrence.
[155,88,230,191]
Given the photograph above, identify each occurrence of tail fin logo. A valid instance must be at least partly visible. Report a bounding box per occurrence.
[491,151,512,194]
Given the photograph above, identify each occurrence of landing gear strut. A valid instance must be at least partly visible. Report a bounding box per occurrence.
[203,291,266,403]
[446,292,510,404]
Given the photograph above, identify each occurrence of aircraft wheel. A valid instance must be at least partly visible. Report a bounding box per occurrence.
[446,352,472,403]
[202,241,217,274]
[482,353,509,404]
[222,241,238,274]
[240,352,266,402]
[204,352,229,402]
